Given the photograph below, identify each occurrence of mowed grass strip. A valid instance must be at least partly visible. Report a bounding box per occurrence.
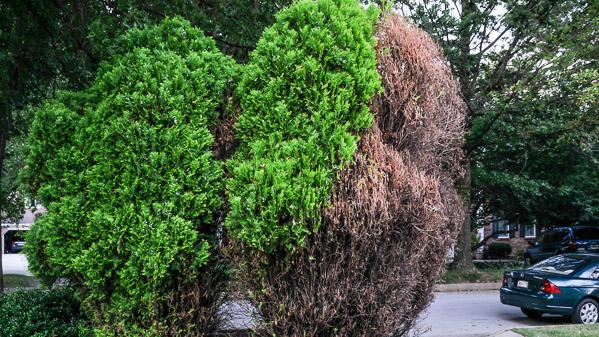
[440,267,507,284]
[514,325,599,337]
[3,274,39,289]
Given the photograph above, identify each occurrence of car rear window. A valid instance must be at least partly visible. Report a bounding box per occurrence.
[530,255,587,275]
[541,230,569,244]
[574,227,599,240]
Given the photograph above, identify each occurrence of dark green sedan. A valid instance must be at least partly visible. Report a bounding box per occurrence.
[500,254,599,324]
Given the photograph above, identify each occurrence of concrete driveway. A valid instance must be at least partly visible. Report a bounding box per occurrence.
[2,253,31,276]
[416,290,570,337]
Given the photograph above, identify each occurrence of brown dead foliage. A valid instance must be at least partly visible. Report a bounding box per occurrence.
[229,15,466,337]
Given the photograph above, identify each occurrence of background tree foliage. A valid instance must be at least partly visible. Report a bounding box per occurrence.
[371,0,599,270]
[23,18,237,336]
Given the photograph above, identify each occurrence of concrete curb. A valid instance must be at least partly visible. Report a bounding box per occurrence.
[435,282,502,292]
[489,330,523,337]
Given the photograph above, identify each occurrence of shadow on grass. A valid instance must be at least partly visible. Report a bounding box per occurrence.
[3,274,39,290]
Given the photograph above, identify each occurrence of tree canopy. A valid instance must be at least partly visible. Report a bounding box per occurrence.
[376,0,599,268]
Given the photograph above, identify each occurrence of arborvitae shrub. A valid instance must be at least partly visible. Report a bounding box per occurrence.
[23,6,466,337]
[226,0,381,253]
[227,12,465,337]
[23,18,237,336]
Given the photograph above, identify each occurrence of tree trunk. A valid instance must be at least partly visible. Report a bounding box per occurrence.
[0,130,6,292]
[450,0,476,272]
[452,161,474,272]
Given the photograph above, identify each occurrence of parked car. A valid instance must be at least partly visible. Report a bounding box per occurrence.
[500,254,599,324]
[9,240,25,253]
[524,226,599,265]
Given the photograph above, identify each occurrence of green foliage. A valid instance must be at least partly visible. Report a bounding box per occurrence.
[23,18,237,335]
[0,288,87,337]
[21,95,86,206]
[487,242,512,259]
[0,0,289,260]
[86,0,292,62]
[389,0,598,230]
[226,0,381,253]
[111,17,220,59]
[0,134,27,223]
[472,60,599,226]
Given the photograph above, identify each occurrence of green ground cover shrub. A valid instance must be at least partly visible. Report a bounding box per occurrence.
[0,288,87,337]
[487,242,513,259]
[23,18,237,335]
[226,0,381,253]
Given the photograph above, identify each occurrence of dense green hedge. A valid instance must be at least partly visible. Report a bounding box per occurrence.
[487,242,513,259]
[226,0,381,253]
[23,18,237,335]
[0,289,87,337]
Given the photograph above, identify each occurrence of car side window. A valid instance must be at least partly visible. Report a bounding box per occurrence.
[544,231,560,244]
[536,233,545,245]
[544,230,569,244]
[579,264,599,280]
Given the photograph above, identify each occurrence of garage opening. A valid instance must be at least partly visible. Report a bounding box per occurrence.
[3,230,27,254]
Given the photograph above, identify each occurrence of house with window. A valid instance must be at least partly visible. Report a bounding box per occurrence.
[481,216,538,256]
[1,207,45,254]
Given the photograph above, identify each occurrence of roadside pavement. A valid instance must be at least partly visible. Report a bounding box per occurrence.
[2,253,31,276]
[416,290,570,337]
[491,331,524,337]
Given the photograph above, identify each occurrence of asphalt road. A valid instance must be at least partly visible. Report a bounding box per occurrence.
[415,290,570,337]
[1,253,31,276]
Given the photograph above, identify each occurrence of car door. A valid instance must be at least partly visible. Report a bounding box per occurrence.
[538,230,569,261]
[527,233,544,263]
[573,262,599,298]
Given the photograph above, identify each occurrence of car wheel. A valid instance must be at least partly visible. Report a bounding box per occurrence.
[521,308,543,319]
[573,298,599,324]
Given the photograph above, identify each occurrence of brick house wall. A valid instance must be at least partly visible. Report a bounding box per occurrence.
[482,219,537,257]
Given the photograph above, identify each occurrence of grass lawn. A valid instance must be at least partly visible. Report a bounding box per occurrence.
[440,267,511,283]
[513,324,599,337]
[3,274,39,289]
[439,264,524,284]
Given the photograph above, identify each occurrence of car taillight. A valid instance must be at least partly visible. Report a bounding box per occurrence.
[541,279,561,294]
[568,241,577,251]
[502,274,508,287]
